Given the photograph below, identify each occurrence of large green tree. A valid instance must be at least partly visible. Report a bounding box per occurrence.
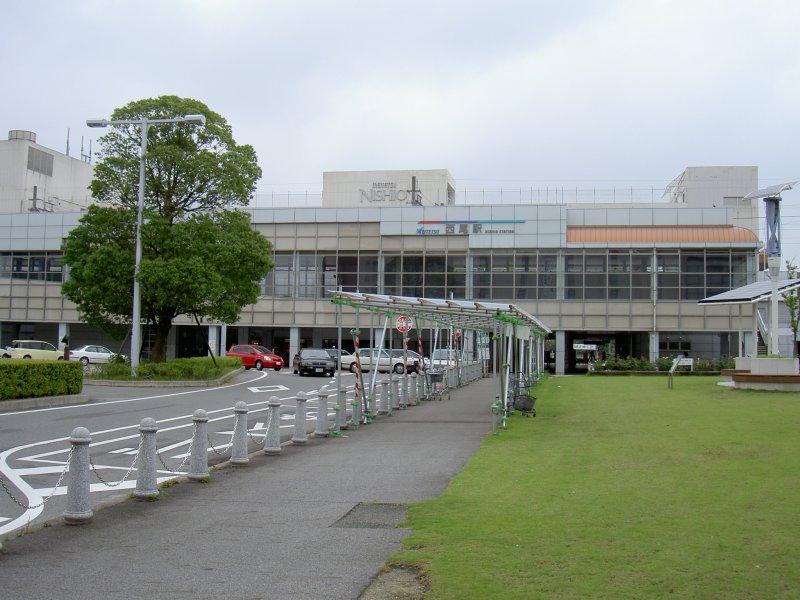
[63,96,272,361]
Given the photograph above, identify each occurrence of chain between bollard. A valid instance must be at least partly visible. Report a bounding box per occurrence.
[247,408,274,445]
[156,424,195,474]
[0,447,73,510]
[89,435,143,488]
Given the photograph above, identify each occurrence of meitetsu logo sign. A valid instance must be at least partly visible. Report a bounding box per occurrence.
[415,219,525,235]
[359,176,423,205]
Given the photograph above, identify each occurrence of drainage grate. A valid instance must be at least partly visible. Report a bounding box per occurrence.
[331,502,407,529]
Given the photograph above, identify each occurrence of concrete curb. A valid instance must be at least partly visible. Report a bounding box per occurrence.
[83,367,244,388]
[0,393,90,412]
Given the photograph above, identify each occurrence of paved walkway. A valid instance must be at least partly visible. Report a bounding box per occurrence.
[0,378,496,600]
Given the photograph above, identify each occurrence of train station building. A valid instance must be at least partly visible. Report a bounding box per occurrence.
[0,157,767,373]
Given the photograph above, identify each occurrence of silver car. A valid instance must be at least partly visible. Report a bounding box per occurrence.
[69,344,126,365]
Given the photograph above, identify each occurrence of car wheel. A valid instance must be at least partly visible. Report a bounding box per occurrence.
[293,369,298,374]
[274,367,281,372]
[255,360,263,371]
[23,355,32,359]
[244,366,251,370]
[57,356,64,361]
[393,363,404,374]
[80,356,90,366]
[349,363,358,373]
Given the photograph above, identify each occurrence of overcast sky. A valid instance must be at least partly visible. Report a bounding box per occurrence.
[2,0,800,261]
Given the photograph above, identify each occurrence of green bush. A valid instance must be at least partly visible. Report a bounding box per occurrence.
[89,356,241,381]
[0,360,83,400]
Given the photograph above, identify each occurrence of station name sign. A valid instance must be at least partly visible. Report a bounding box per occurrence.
[415,219,524,236]
[360,181,422,205]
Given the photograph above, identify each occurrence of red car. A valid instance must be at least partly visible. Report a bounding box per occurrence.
[227,345,284,371]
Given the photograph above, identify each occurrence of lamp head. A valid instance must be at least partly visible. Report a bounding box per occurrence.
[183,114,206,126]
[86,119,109,128]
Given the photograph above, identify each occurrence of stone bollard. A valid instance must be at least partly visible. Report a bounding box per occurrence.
[350,392,362,428]
[264,397,282,455]
[332,403,342,436]
[400,373,409,408]
[134,417,159,500]
[292,392,308,445]
[338,389,350,430]
[188,409,209,481]
[410,372,418,405]
[391,376,401,410]
[64,427,93,524]
[230,401,249,466]
[378,379,390,415]
[315,390,329,437]
[419,371,427,400]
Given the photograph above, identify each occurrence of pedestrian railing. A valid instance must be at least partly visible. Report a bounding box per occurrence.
[0,364,487,528]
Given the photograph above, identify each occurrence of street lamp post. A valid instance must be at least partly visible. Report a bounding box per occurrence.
[87,114,206,374]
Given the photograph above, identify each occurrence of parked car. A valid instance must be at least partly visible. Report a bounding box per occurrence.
[349,348,415,374]
[69,344,127,365]
[296,348,336,377]
[430,348,459,368]
[8,339,63,361]
[326,348,355,369]
[226,344,284,371]
[388,349,428,372]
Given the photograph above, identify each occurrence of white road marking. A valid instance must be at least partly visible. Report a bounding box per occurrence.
[0,517,10,524]
[109,447,135,454]
[0,371,269,418]
[248,384,290,393]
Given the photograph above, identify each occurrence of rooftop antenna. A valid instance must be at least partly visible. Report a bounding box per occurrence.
[66,128,70,156]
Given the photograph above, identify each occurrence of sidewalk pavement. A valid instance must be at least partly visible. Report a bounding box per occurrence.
[0,378,496,600]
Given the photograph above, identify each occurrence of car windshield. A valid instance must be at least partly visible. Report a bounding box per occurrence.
[255,346,272,354]
[301,349,330,359]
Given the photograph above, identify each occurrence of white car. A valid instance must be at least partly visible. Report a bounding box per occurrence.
[8,340,63,361]
[69,344,125,365]
[430,349,460,368]
[349,348,425,374]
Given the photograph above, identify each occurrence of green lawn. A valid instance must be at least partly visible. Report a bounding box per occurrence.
[392,376,800,599]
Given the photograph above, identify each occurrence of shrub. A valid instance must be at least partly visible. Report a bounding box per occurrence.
[89,356,241,381]
[656,356,674,372]
[0,360,83,400]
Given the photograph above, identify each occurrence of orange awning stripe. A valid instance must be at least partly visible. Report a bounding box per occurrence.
[566,225,758,244]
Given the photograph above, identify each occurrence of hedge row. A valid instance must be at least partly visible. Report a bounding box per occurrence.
[88,356,241,381]
[0,360,83,400]
[592,356,735,372]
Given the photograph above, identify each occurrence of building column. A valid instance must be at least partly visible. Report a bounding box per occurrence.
[555,331,566,375]
[208,326,219,357]
[648,331,659,363]
[219,324,228,355]
[289,327,300,362]
[752,306,759,357]
[58,322,70,350]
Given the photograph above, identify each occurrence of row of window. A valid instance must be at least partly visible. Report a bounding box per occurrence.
[0,252,64,282]
[261,250,756,301]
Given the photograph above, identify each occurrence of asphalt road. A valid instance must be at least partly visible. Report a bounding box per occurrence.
[0,368,366,538]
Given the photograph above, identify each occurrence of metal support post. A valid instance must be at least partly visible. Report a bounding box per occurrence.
[400,371,409,408]
[263,398,282,455]
[350,390,361,428]
[188,409,209,481]
[230,401,249,465]
[134,417,158,499]
[292,391,308,445]
[64,427,93,524]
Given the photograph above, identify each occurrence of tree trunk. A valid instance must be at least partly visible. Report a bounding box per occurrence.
[150,316,173,363]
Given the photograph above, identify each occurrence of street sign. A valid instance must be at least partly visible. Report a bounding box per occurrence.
[396,315,413,333]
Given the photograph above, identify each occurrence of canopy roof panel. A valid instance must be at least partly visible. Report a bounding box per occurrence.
[567,225,758,244]
[330,291,552,336]
[698,278,800,305]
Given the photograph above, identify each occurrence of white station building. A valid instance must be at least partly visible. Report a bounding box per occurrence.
[1,150,786,372]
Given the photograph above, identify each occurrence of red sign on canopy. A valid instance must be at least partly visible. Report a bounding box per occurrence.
[396,315,413,333]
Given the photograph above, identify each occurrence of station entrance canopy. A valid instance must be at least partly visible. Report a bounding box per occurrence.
[698,279,800,305]
[329,291,551,337]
